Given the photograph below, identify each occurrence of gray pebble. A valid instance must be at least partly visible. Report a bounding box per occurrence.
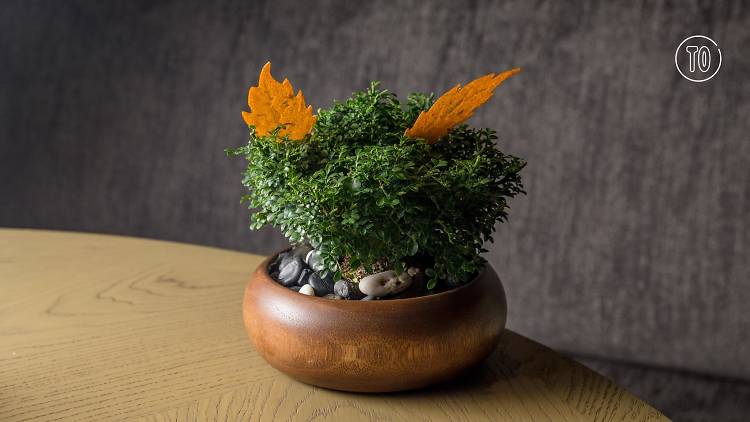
[319,270,334,285]
[334,280,364,300]
[361,295,377,301]
[323,294,343,300]
[277,251,294,269]
[291,243,313,260]
[277,255,304,287]
[289,286,301,292]
[446,274,461,287]
[305,249,327,273]
[296,268,313,286]
[308,272,334,296]
[270,252,288,273]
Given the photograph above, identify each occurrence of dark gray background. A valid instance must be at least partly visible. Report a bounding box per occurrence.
[2,1,749,419]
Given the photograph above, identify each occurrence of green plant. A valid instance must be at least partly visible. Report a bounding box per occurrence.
[228,81,524,290]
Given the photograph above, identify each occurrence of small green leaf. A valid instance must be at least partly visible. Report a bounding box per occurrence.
[426,277,437,290]
[407,237,418,256]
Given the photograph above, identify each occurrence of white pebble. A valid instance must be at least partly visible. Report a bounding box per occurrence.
[359,271,395,297]
[388,272,413,294]
[359,270,413,297]
[299,284,315,296]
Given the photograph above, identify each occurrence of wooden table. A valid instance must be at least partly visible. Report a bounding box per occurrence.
[0,229,668,421]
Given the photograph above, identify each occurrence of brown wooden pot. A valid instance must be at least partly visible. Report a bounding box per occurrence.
[242,253,507,393]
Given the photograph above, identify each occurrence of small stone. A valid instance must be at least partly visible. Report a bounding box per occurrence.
[387,272,413,294]
[305,249,327,272]
[359,270,414,297]
[407,267,426,286]
[308,272,334,296]
[299,284,315,295]
[320,269,334,285]
[269,252,288,274]
[291,243,313,260]
[276,251,294,269]
[296,268,313,286]
[392,267,426,298]
[361,295,377,301]
[323,294,343,300]
[277,255,304,287]
[334,279,364,300]
[268,259,280,274]
[358,270,396,297]
[358,270,411,297]
[289,286,301,292]
[446,274,461,287]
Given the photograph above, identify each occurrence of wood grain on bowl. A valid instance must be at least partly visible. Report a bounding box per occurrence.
[242,254,508,392]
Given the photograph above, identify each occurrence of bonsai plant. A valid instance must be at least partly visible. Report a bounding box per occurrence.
[233,62,525,392]
[229,62,524,300]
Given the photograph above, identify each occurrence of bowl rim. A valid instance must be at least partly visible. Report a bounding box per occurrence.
[257,248,489,305]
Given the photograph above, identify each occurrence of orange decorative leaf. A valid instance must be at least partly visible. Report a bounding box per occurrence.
[242,62,316,141]
[405,68,521,143]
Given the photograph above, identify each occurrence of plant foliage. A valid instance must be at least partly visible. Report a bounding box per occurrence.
[228,82,525,289]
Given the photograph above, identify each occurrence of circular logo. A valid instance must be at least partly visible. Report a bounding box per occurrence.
[675,35,722,82]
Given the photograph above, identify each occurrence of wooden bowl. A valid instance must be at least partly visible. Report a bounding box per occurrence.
[242,253,507,392]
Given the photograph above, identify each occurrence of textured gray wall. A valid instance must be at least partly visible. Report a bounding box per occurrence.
[2,0,749,380]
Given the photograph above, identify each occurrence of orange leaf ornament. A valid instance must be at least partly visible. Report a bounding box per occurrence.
[242,62,316,141]
[405,68,521,143]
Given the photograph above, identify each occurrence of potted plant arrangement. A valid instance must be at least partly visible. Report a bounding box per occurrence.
[229,62,525,392]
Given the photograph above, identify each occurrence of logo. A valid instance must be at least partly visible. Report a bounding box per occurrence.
[675,35,722,82]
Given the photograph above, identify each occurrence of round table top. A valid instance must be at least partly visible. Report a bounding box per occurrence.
[0,229,668,421]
